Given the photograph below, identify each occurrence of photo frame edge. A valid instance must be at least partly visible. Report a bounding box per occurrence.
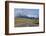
[5,1,45,35]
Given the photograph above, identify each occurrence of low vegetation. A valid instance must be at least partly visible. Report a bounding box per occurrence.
[15,18,39,24]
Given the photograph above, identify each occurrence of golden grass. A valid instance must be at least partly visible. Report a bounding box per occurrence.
[15,18,39,24]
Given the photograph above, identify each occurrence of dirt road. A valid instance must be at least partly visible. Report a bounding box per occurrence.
[15,23,39,27]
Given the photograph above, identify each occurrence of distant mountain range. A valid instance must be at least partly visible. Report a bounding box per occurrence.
[15,14,39,19]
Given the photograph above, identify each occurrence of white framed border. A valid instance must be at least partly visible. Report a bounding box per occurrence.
[9,3,44,33]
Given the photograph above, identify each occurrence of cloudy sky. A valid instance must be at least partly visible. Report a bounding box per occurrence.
[14,8,39,18]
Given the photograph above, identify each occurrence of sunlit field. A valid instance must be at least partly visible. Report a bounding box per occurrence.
[15,18,39,24]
